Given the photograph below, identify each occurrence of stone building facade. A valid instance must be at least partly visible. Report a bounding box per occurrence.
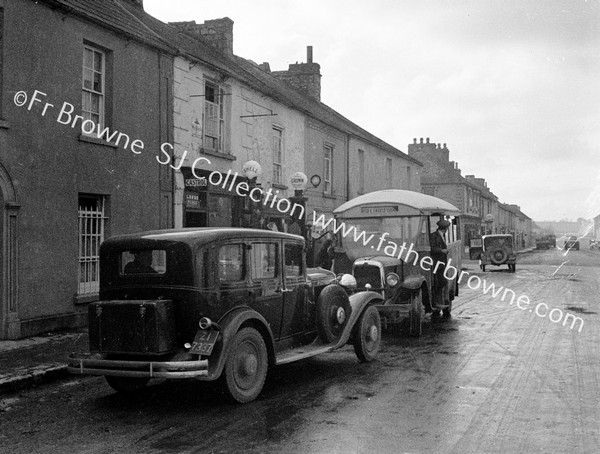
[0,0,174,339]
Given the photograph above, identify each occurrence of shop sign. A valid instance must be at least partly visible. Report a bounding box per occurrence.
[185,177,207,188]
[185,193,201,208]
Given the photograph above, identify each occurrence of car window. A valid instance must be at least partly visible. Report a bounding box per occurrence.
[219,244,245,282]
[250,243,278,280]
[121,250,166,275]
[284,243,303,278]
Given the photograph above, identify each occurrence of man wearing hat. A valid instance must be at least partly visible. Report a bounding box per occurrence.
[429,219,451,315]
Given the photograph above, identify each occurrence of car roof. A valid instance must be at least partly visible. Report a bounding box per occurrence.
[103,227,304,247]
[482,234,513,239]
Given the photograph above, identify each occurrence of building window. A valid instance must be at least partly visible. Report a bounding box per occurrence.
[272,126,283,184]
[324,144,333,194]
[203,80,226,152]
[406,166,412,189]
[82,45,105,129]
[386,158,393,188]
[78,194,107,295]
[358,149,365,193]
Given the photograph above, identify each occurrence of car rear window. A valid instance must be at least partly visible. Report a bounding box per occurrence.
[120,250,166,275]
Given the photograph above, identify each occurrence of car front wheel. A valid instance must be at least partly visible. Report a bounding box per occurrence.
[316,284,351,343]
[353,305,381,363]
[224,327,268,404]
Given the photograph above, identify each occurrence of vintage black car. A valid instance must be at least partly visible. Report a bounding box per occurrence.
[564,235,580,251]
[479,234,516,272]
[68,228,383,403]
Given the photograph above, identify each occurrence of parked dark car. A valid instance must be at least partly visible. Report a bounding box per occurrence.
[480,234,516,272]
[564,235,580,251]
[68,228,383,403]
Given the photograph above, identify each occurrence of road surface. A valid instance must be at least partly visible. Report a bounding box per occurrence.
[1,248,598,454]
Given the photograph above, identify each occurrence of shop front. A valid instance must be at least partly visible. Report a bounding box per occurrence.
[181,167,246,228]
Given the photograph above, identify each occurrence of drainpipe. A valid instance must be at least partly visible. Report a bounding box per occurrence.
[346,133,350,201]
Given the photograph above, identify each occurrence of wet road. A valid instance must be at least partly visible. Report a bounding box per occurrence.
[1,248,599,454]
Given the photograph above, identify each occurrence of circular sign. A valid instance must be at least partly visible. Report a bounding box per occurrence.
[242,160,262,179]
[485,214,494,222]
[310,174,321,188]
[290,172,308,190]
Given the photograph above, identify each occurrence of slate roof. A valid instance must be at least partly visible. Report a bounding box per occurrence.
[39,0,175,53]
[39,0,420,165]
[117,1,422,165]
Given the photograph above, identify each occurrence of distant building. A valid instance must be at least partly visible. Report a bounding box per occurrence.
[408,137,533,255]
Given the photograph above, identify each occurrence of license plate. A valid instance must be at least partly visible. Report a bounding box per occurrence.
[189,330,219,356]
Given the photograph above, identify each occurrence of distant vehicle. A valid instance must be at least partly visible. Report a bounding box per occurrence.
[68,228,383,403]
[535,237,550,250]
[590,239,600,250]
[564,235,580,251]
[546,234,556,248]
[479,234,516,272]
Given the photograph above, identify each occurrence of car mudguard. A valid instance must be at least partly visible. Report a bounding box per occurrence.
[333,290,383,348]
[401,274,426,290]
[203,306,275,381]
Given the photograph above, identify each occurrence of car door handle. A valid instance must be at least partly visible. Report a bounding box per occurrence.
[275,287,292,293]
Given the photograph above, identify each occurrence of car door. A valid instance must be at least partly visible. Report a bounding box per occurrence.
[279,241,312,339]
[248,240,285,339]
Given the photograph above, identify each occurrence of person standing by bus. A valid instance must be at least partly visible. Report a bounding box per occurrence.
[430,219,450,314]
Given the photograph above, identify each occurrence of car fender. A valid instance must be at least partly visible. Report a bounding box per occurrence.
[333,290,383,348]
[204,306,275,380]
[401,274,426,290]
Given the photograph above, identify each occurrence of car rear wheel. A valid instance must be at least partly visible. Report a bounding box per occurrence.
[316,284,351,343]
[224,327,268,404]
[105,376,149,394]
[353,306,381,362]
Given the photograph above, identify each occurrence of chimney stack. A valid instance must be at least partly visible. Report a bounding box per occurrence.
[170,18,234,55]
[272,46,322,101]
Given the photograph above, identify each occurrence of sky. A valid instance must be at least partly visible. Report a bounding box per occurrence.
[143,0,600,222]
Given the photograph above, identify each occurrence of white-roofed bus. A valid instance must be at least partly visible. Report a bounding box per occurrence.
[329,189,462,336]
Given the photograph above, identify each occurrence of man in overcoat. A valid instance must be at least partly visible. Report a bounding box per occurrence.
[429,219,451,315]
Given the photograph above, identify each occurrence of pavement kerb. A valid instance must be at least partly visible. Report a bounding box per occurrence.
[0,363,70,395]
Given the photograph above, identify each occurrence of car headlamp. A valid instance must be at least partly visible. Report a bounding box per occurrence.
[386,273,399,287]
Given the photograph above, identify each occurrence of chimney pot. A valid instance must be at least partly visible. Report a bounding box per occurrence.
[420,138,423,143]
[307,46,313,63]
[426,137,430,143]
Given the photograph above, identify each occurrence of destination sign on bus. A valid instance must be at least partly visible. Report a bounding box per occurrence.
[360,206,399,214]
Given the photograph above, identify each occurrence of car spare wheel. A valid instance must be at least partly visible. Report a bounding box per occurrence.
[316,284,352,343]
[105,376,150,394]
[489,248,508,265]
[353,305,381,362]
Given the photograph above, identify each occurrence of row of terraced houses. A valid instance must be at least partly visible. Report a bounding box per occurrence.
[0,0,531,339]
